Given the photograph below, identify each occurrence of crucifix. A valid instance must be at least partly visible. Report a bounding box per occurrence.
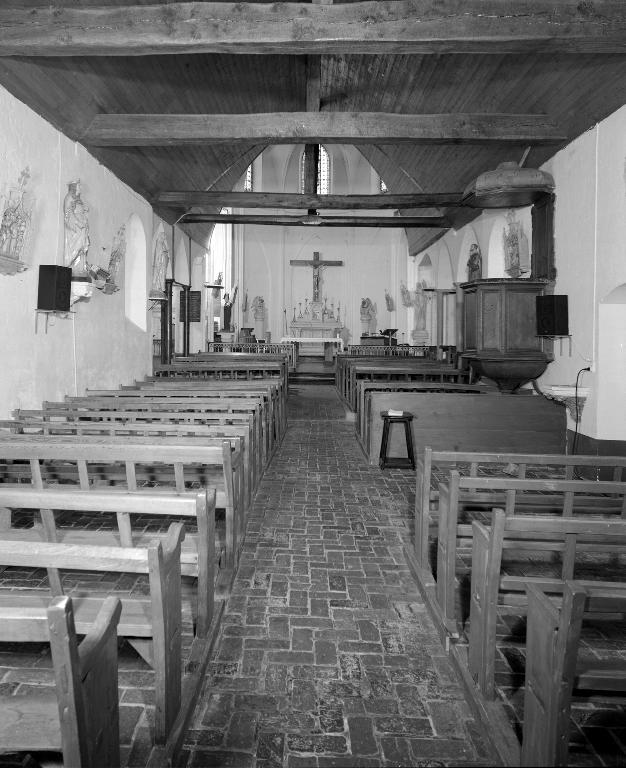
[290,251,343,303]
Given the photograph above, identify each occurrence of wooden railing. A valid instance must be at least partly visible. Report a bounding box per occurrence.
[347,344,428,357]
[205,341,296,369]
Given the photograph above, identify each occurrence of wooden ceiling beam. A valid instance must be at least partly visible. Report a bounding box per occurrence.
[156,191,463,209]
[1,2,624,56]
[180,212,449,227]
[82,112,567,146]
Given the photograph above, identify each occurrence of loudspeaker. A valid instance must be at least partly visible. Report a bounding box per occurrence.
[536,294,569,336]
[37,265,72,312]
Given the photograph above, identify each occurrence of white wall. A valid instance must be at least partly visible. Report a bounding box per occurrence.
[0,84,154,416]
[234,145,410,343]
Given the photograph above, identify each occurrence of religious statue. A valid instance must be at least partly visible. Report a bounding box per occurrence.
[107,224,126,286]
[384,289,395,312]
[150,230,169,298]
[466,243,482,282]
[87,224,125,293]
[401,279,430,344]
[503,210,530,278]
[251,295,266,340]
[360,297,377,336]
[251,295,265,320]
[212,272,223,299]
[223,285,238,332]
[0,167,32,266]
[63,180,90,275]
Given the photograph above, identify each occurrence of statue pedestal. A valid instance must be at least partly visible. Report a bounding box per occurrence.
[253,317,265,341]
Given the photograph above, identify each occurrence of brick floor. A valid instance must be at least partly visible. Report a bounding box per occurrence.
[185,385,494,767]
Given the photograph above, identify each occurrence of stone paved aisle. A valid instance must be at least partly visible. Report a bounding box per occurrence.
[184,385,493,767]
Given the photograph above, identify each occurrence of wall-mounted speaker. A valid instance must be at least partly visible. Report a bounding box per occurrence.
[37,265,72,312]
[536,294,569,336]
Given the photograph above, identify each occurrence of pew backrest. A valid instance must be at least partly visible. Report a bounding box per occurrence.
[522,580,626,766]
[415,449,626,568]
[0,595,122,768]
[0,486,216,636]
[0,522,185,741]
[435,473,626,626]
[468,509,626,698]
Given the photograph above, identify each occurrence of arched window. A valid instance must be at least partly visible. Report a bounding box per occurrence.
[243,163,253,192]
[300,145,330,194]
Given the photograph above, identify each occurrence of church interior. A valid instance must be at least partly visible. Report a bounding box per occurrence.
[0,2,625,767]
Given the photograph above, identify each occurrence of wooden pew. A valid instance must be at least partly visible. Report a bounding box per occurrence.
[130,378,287,437]
[405,465,626,642]
[0,595,122,768]
[356,380,486,445]
[522,580,626,767]
[435,474,626,632]
[1,416,258,511]
[0,524,184,743]
[45,393,274,458]
[0,486,216,637]
[339,356,470,411]
[0,434,243,569]
[75,385,283,454]
[468,510,626,698]
[15,406,262,473]
[414,449,626,569]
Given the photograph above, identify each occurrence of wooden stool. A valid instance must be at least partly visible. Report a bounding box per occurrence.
[379,411,416,470]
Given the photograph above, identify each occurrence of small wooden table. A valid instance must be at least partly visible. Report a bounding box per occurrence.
[379,410,416,470]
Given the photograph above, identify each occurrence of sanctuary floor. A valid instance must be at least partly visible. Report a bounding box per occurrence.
[182,385,494,767]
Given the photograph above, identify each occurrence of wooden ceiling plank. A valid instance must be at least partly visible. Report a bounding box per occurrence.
[1,2,625,56]
[156,191,463,209]
[81,112,567,146]
[180,212,449,228]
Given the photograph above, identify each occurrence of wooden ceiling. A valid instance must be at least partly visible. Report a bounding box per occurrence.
[1,1,626,252]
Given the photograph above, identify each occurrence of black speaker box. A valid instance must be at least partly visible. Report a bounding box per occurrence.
[536,294,569,336]
[37,265,72,312]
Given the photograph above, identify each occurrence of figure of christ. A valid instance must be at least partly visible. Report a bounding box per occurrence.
[290,251,343,314]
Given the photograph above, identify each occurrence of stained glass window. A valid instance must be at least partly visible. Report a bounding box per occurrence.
[300,145,330,194]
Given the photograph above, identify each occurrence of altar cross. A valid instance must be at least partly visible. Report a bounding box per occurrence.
[290,251,343,302]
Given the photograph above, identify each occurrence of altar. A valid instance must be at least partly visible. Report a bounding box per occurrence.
[281,335,344,362]
[289,251,344,356]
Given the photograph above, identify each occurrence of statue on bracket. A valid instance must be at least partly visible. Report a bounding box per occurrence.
[360,297,377,336]
[63,180,90,275]
[87,224,125,294]
[150,230,169,299]
[0,167,32,274]
[466,243,482,282]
